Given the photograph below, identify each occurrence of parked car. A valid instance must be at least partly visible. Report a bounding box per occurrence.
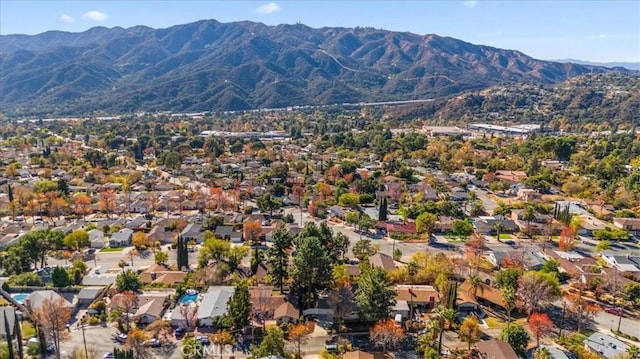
[174,327,185,337]
[103,353,115,359]
[504,240,516,246]
[114,334,127,343]
[605,307,624,316]
[146,338,162,348]
[196,336,211,346]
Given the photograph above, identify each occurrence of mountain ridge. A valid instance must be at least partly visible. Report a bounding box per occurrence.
[0,19,633,116]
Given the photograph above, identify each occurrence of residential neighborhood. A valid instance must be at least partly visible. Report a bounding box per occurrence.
[0,112,639,359]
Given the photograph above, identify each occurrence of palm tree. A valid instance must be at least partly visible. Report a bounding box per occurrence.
[534,347,552,359]
[522,205,536,239]
[626,345,640,359]
[494,222,505,242]
[466,275,484,299]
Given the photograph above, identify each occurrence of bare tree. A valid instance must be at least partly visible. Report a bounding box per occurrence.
[328,285,356,331]
[32,297,72,359]
[250,287,274,331]
[177,303,198,330]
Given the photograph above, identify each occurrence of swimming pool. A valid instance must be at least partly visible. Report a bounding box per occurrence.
[11,293,29,304]
[179,293,198,304]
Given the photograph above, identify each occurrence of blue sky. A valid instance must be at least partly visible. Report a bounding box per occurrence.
[1,1,638,62]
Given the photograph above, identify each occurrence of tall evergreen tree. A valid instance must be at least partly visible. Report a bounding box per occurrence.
[266,228,291,292]
[291,236,332,309]
[227,281,251,330]
[378,197,388,221]
[355,267,396,323]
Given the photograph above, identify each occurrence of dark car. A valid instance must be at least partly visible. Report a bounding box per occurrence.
[174,327,185,337]
[504,240,516,246]
[196,336,211,346]
[146,338,162,348]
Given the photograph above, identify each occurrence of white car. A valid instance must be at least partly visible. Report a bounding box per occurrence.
[103,353,115,359]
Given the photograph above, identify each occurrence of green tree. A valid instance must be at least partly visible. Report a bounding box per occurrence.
[355,267,396,323]
[352,239,376,260]
[416,212,438,240]
[19,229,64,269]
[522,205,537,238]
[115,269,142,292]
[451,219,473,239]
[379,197,388,221]
[227,281,251,330]
[534,347,552,359]
[499,323,530,355]
[182,336,204,359]
[291,236,332,309]
[256,193,282,217]
[595,240,611,252]
[63,230,90,251]
[51,266,71,287]
[466,275,483,299]
[338,192,360,208]
[250,327,286,359]
[458,316,481,357]
[154,250,169,265]
[266,228,292,292]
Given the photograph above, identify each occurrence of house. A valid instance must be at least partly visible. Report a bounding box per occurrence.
[343,351,374,359]
[613,217,640,233]
[77,286,105,307]
[181,223,204,244]
[88,229,105,249]
[197,286,235,327]
[0,307,17,340]
[140,264,188,285]
[434,216,454,233]
[599,251,640,273]
[273,302,300,324]
[109,228,133,247]
[394,285,439,311]
[329,206,346,220]
[494,170,528,183]
[384,221,417,236]
[488,250,546,270]
[477,339,518,359]
[216,225,242,243]
[517,188,542,202]
[583,332,629,358]
[125,216,148,230]
[25,290,74,312]
[511,210,554,235]
[129,200,153,214]
[576,215,608,237]
[370,252,397,271]
[135,298,167,324]
[473,216,519,235]
[147,226,175,244]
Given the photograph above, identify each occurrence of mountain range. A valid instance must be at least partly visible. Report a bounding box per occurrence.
[0,19,634,116]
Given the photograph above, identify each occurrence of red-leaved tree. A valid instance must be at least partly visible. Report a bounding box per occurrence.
[528,312,554,347]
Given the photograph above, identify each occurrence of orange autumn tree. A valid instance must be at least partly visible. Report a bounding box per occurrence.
[558,227,576,251]
[244,220,262,244]
[73,194,93,220]
[528,312,554,347]
[289,323,312,357]
[370,319,405,353]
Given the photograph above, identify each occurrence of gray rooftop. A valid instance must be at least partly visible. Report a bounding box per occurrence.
[197,286,235,320]
[583,332,629,359]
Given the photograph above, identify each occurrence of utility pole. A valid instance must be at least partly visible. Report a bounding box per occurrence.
[81,323,88,359]
[559,301,567,337]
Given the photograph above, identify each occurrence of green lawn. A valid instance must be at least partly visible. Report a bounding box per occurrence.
[99,247,125,252]
[497,234,512,240]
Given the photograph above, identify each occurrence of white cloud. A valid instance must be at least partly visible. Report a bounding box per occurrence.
[81,10,109,22]
[463,0,477,8]
[59,14,74,24]
[255,2,280,15]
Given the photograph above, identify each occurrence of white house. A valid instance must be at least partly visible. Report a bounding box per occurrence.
[88,229,105,249]
[109,229,133,247]
[197,286,235,327]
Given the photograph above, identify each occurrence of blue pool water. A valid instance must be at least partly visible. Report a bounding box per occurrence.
[179,293,198,304]
[11,293,29,304]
